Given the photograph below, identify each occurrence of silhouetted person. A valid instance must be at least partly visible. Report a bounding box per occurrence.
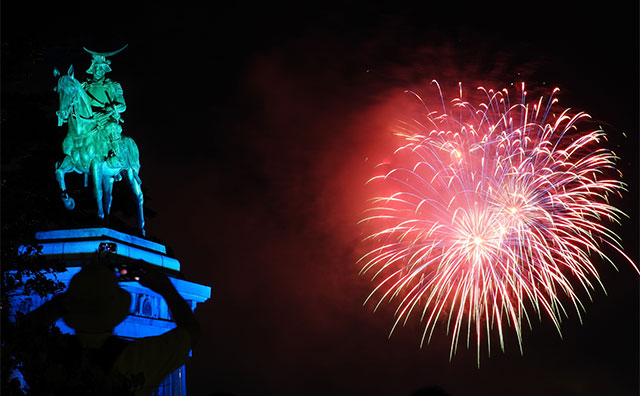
[15,262,200,396]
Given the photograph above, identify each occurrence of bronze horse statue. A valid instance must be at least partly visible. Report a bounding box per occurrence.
[54,65,145,236]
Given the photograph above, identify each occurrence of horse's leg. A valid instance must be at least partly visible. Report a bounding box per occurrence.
[55,156,76,210]
[91,160,105,219]
[102,172,115,216]
[125,168,145,237]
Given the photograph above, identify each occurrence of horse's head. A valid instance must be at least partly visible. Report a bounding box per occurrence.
[54,65,80,126]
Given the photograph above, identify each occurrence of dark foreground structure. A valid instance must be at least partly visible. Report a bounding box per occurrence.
[9,227,211,395]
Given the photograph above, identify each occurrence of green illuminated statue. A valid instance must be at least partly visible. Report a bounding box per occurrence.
[54,45,146,236]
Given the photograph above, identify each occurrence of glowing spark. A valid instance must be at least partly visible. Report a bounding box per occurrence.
[359,82,638,363]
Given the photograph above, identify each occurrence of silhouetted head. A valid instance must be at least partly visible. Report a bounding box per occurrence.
[62,265,131,333]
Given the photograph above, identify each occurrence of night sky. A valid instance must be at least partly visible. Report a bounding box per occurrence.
[2,2,638,395]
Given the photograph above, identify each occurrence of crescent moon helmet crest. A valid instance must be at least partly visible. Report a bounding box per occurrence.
[83,44,129,58]
[84,44,128,74]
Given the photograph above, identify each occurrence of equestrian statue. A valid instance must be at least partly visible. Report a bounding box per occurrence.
[54,45,146,236]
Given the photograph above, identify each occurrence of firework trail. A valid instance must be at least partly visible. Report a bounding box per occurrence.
[359,81,637,363]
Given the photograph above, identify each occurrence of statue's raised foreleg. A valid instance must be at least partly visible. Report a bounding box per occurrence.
[55,156,76,210]
[125,168,145,237]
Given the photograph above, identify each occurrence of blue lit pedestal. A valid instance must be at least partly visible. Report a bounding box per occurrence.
[15,228,211,396]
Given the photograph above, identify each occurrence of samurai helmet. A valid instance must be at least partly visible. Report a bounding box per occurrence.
[84,44,128,75]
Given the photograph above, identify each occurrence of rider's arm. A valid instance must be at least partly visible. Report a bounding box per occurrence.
[109,82,126,114]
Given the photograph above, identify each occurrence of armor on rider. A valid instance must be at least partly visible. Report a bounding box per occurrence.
[82,54,126,155]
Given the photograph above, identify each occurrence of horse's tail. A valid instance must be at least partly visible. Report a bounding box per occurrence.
[119,136,140,170]
[121,136,142,184]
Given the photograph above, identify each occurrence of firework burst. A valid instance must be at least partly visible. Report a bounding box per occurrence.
[359,81,637,363]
